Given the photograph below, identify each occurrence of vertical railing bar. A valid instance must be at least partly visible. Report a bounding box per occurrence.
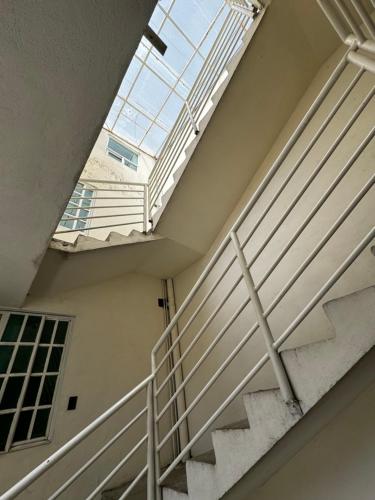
[230,231,297,405]
[151,356,162,500]
[147,381,156,500]
[143,184,149,233]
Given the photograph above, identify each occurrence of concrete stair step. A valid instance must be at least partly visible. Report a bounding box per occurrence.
[162,286,375,499]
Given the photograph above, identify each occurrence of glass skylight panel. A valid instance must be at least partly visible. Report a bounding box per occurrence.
[103,0,231,157]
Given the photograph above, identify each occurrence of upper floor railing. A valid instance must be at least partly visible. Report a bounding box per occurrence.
[2,1,375,498]
[147,0,260,213]
[54,178,149,241]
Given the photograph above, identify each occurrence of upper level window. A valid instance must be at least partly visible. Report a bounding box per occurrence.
[0,311,71,453]
[60,182,93,231]
[107,137,139,171]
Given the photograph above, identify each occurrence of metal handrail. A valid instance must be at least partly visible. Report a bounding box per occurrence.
[148,5,255,210]
[3,2,375,499]
[0,375,154,500]
[151,40,375,486]
[54,179,149,237]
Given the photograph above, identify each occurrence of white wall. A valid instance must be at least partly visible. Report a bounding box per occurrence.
[0,273,168,499]
[166,47,375,456]
[0,0,157,307]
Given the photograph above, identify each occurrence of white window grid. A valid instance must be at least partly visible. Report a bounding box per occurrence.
[60,182,94,231]
[0,311,72,453]
[103,0,230,157]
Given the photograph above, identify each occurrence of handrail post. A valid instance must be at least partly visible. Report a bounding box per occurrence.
[185,102,199,135]
[230,231,299,411]
[147,380,156,500]
[151,354,162,500]
[143,184,149,233]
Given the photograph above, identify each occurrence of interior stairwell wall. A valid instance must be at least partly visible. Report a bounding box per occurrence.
[0,273,171,499]
[170,45,375,456]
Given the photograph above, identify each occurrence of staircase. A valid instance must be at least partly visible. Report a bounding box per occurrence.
[160,286,375,500]
[1,1,374,499]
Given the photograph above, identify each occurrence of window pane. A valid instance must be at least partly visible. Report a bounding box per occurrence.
[76,220,86,230]
[81,198,92,208]
[32,347,48,373]
[23,376,41,407]
[55,322,68,344]
[130,66,170,117]
[60,219,75,229]
[79,209,89,219]
[47,348,63,372]
[0,346,14,374]
[40,376,57,406]
[13,410,33,443]
[31,408,50,439]
[0,377,24,410]
[0,413,14,451]
[2,314,24,342]
[11,346,33,373]
[21,316,41,342]
[41,320,55,344]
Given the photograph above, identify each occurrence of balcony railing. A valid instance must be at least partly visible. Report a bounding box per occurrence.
[54,179,149,240]
[147,1,261,213]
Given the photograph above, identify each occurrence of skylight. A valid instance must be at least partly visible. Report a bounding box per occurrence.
[103,0,230,158]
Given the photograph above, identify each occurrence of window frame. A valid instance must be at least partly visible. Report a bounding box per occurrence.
[106,137,139,171]
[0,309,74,454]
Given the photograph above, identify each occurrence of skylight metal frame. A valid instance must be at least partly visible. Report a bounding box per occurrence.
[103,0,231,158]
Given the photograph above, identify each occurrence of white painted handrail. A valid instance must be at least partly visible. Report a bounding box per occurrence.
[2,1,374,499]
[54,178,150,237]
[148,3,257,210]
[0,375,154,500]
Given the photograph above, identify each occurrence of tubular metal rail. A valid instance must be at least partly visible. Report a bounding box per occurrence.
[147,0,259,212]
[2,1,375,499]
[54,179,149,238]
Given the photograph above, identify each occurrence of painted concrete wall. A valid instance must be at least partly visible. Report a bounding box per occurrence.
[169,45,375,456]
[0,0,157,307]
[55,130,155,243]
[233,379,375,500]
[0,273,168,499]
